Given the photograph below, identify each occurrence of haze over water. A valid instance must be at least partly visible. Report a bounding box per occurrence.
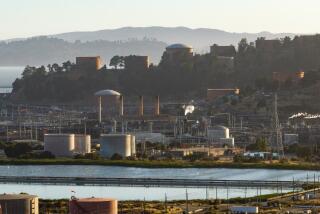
[0,66,24,87]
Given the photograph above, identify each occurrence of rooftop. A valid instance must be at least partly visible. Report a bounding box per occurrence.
[0,194,38,200]
[166,43,192,49]
[94,89,121,96]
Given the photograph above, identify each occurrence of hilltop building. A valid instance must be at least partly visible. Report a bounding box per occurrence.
[210,44,236,71]
[210,44,236,57]
[76,56,102,71]
[161,44,193,67]
[272,71,304,83]
[124,55,149,71]
[255,39,281,52]
[207,88,240,102]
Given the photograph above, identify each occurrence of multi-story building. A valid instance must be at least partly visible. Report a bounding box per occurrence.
[76,56,102,71]
[124,55,149,71]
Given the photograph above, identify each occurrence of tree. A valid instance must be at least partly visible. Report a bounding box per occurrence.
[62,61,73,72]
[238,38,249,55]
[22,66,36,78]
[109,56,124,69]
[38,151,55,159]
[111,153,123,160]
[4,143,32,158]
[246,138,268,152]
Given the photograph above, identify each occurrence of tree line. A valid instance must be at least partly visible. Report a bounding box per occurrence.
[11,35,320,102]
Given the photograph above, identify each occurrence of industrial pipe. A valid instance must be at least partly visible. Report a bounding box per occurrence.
[154,95,160,116]
[139,96,144,117]
[119,95,124,116]
[98,96,102,123]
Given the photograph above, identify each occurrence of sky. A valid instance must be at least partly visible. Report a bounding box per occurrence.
[1,0,320,40]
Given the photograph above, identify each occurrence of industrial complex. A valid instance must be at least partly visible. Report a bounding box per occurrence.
[1,39,320,214]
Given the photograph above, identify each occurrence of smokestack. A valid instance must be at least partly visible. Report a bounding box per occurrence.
[139,95,144,117]
[119,95,124,116]
[154,95,160,116]
[98,96,102,123]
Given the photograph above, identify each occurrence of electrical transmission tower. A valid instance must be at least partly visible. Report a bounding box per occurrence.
[271,93,284,159]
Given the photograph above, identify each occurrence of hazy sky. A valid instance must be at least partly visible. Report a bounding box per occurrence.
[1,0,320,40]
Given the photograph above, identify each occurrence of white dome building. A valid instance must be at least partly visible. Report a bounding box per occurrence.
[164,43,193,62]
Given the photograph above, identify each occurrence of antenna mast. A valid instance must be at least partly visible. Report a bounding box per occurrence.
[272,93,284,158]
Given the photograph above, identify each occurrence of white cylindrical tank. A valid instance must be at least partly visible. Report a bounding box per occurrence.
[74,135,91,154]
[100,134,131,158]
[130,135,136,156]
[44,134,75,157]
[207,126,229,140]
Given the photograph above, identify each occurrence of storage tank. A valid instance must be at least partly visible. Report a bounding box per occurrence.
[0,194,39,214]
[74,135,91,154]
[44,134,75,157]
[207,125,229,140]
[130,135,136,156]
[99,134,131,158]
[69,197,117,214]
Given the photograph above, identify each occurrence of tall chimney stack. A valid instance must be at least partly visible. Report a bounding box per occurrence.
[139,95,144,117]
[119,95,124,116]
[98,96,102,123]
[154,95,160,116]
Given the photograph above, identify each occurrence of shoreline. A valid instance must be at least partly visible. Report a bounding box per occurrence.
[0,159,319,170]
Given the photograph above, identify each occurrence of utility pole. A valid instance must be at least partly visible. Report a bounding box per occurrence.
[206,187,209,200]
[164,193,167,213]
[314,173,316,197]
[292,177,295,201]
[185,189,189,214]
[59,113,62,134]
[215,186,218,200]
[143,197,146,214]
[6,125,9,143]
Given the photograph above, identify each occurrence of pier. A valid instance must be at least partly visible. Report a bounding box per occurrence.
[0,176,308,189]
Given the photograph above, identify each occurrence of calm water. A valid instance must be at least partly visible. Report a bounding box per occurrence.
[0,66,24,87]
[0,165,319,200]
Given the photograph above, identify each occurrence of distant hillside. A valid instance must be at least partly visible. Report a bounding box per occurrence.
[0,27,298,66]
[0,37,167,66]
[52,27,296,52]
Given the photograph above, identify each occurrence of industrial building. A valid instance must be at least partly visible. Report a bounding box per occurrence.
[163,43,193,63]
[272,71,305,82]
[207,88,240,102]
[99,134,135,158]
[69,197,117,214]
[207,126,235,147]
[255,39,281,52]
[0,194,39,214]
[230,206,258,214]
[210,44,236,57]
[44,134,91,157]
[76,56,102,71]
[284,133,299,145]
[124,55,149,71]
